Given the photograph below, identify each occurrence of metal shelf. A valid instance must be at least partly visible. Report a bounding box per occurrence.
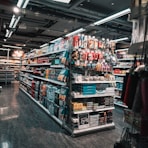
[73,123,115,134]
[114,95,121,99]
[113,65,131,69]
[20,74,33,80]
[114,102,128,108]
[115,48,129,52]
[27,49,66,59]
[28,63,51,66]
[21,70,33,73]
[72,92,115,98]
[50,65,65,68]
[20,87,63,125]
[73,107,115,114]
[72,80,116,84]
[115,88,122,91]
[116,80,123,83]
[114,73,126,76]
[32,75,66,86]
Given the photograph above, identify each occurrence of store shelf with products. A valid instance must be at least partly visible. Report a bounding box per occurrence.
[20,34,116,136]
[113,48,139,108]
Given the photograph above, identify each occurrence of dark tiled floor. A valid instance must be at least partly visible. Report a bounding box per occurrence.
[0,83,125,148]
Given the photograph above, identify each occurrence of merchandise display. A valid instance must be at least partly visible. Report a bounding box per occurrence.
[20,34,116,136]
[113,48,141,108]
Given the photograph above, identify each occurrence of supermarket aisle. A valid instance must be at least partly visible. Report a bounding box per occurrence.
[0,83,124,148]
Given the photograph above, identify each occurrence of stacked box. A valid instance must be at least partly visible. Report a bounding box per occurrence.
[99,112,107,125]
[47,102,54,115]
[89,114,99,127]
[76,84,96,95]
[87,102,93,110]
[109,97,114,106]
[104,97,110,106]
[78,113,89,129]
[107,111,113,123]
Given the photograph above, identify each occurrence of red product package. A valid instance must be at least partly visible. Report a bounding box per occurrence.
[73,35,79,48]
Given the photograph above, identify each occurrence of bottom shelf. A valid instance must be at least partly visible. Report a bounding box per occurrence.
[20,87,63,126]
[114,102,128,108]
[65,123,115,135]
[20,86,115,136]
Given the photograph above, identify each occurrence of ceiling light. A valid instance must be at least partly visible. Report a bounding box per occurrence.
[17,0,24,8]
[92,8,131,26]
[53,0,71,3]
[65,28,85,37]
[12,16,21,28]
[22,0,30,8]
[2,45,22,49]
[50,37,63,43]
[13,7,20,13]
[8,31,13,38]
[112,37,129,42]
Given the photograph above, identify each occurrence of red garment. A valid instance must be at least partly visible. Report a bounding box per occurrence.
[123,76,132,105]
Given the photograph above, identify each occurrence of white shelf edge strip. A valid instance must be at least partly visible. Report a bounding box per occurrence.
[28,63,51,66]
[32,75,66,86]
[115,48,129,52]
[73,123,115,134]
[73,107,114,114]
[113,66,131,68]
[50,65,65,68]
[114,96,121,99]
[115,88,122,91]
[116,80,123,83]
[20,87,63,125]
[21,70,33,73]
[114,102,128,108]
[73,81,116,84]
[73,93,115,98]
[20,74,33,80]
[114,74,126,76]
[28,49,66,59]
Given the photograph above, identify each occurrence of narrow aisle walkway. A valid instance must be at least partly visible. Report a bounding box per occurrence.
[0,83,124,148]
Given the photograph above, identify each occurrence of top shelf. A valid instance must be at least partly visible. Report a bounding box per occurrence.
[115,48,129,52]
[25,49,66,59]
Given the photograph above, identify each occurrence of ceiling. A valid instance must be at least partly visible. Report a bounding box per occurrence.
[0,0,132,53]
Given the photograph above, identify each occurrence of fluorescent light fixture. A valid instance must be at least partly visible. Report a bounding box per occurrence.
[8,31,13,38]
[50,37,63,43]
[65,28,85,37]
[13,7,20,13]
[53,0,71,3]
[2,45,22,49]
[112,37,129,42]
[12,16,21,28]
[22,0,30,8]
[92,8,131,26]
[9,15,16,28]
[40,43,49,48]
[17,0,23,8]
[5,29,9,38]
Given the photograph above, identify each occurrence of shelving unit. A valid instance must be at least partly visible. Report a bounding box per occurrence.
[0,52,21,82]
[19,34,116,136]
[113,48,138,108]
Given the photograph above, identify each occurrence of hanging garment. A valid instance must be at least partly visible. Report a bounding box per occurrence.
[123,72,139,109]
[132,80,142,113]
[121,73,129,101]
[141,77,148,115]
